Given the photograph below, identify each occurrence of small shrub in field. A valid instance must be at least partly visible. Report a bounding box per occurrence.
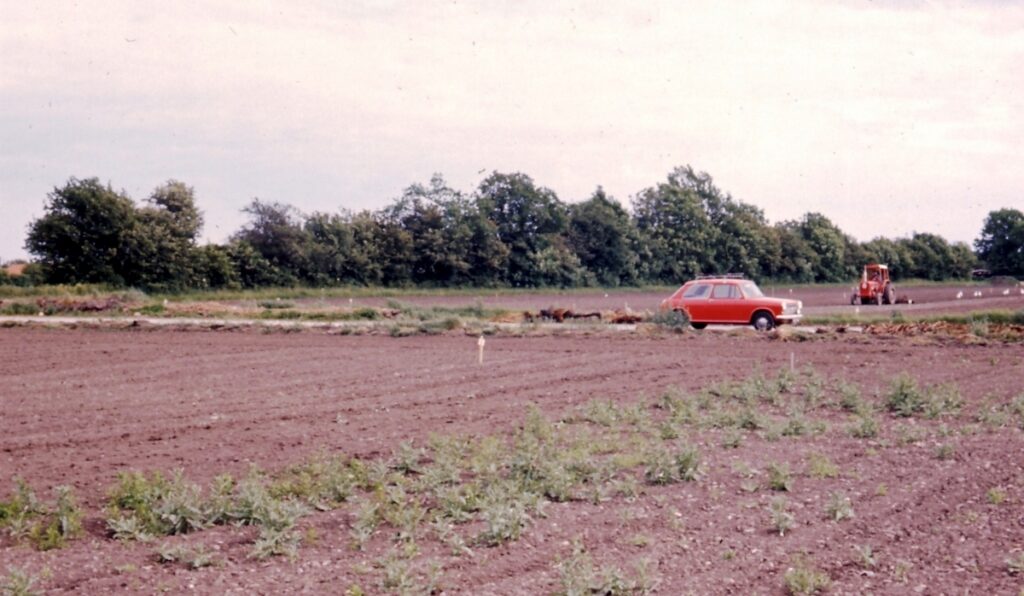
[649,309,689,332]
[2,567,41,596]
[986,487,1007,505]
[969,316,989,337]
[767,463,793,492]
[923,383,963,419]
[250,498,307,560]
[1,482,82,550]
[886,373,924,417]
[783,559,830,595]
[475,483,537,546]
[806,454,839,479]
[349,499,381,550]
[29,486,83,550]
[643,445,701,484]
[769,498,795,536]
[556,539,645,596]
[853,544,877,568]
[824,492,854,521]
[156,543,217,569]
[849,414,879,439]
[935,443,955,460]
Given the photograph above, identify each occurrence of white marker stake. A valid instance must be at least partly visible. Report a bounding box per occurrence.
[477,335,486,365]
[790,352,795,373]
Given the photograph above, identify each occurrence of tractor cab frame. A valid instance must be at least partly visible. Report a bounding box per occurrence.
[851,263,896,305]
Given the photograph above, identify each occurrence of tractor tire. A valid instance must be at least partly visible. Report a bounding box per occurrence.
[751,311,775,331]
[691,322,708,330]
[884,284,896,305]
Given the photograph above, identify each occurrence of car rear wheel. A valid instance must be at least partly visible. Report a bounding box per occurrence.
[751,311,775,331]
[691,322,708,330]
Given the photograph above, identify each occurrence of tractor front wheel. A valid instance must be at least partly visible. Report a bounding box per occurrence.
[884,284,896,305]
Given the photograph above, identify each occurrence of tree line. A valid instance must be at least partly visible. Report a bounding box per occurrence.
[11,166,1023,291]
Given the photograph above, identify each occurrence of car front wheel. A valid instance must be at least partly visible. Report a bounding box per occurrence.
[751,311,775,331]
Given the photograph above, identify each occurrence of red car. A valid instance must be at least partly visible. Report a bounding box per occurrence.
[659,276,803,330]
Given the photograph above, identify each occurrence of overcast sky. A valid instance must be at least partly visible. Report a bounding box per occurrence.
[2,0,1022,261]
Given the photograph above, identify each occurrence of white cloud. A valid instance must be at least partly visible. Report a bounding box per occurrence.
[1,0,1022,259]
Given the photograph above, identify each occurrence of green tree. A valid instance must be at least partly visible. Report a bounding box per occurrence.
[633,168,716,282]
[791,213,849,282]
[233,200,311,284]
[26,178,139,285]
[975,208,1024,276]
[567,187,638,286]
[902,233,957,280]
[384,175,507,286]
[476,172,571,286]
[125,180,204,291]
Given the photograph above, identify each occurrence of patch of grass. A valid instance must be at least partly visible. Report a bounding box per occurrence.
[643,444,701,485]
[853,544,877,568]
[783,558,830,595]
[767,463,793,492]
[648,308,689,332]
[824,492,854,522]
[769,498,795,536]
[886,372,925,417]
[1,567,42,596]
[0,482,82,551]
[849,414,880,439]
[986,487,1007,505]
[935,443,956,460]
[555,539,649,596]
[806,454,839,479]
[156,543,218,569]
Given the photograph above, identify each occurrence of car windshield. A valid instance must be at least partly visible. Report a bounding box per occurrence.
[740,281,763,298]
[683,283,710,298]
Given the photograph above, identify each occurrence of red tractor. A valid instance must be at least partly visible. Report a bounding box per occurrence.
[851,263,896,305]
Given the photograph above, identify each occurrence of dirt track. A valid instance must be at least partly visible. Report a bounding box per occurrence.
[2,327,1023,593]
[292,282,1024,317]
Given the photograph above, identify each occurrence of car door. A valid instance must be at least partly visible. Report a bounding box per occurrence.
[679,282,712,321]
[707,283,744,323]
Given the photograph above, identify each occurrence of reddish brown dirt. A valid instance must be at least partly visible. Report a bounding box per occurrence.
[2,327,1023,594]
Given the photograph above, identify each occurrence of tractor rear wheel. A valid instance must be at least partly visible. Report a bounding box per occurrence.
[883,284,895,305]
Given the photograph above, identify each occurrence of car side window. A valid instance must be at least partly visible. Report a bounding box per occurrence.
[683,283,710,298]
[711,284,737,299]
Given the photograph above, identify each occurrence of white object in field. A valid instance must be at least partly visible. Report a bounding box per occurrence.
[789,288,793,294]
[1003,289,1010,295]
[854,307,860,315]
[349,298,353,305]
[789,352,795,372]
[477,335,486,365]
[956,291,962,299]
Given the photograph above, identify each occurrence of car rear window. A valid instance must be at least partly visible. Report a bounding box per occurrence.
[683,283,710,298]
[711,284,738,298]
[740,281,763,298]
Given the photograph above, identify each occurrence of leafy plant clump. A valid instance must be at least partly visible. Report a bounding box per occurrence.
[648,308,690,332]
[0,482,82,551]
[783,559,831,595]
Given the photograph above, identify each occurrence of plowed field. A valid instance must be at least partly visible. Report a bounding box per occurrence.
[2,327,1023,594]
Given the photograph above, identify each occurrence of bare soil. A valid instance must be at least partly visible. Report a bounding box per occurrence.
[2,327,1023,594]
